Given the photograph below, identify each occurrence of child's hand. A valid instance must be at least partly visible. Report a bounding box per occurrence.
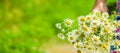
[92,0,108,13]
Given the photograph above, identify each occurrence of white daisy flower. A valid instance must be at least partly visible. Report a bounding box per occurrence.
[80,26,91,35]
[57,33,65,40]
[64,18,73,27]
[91,20,100,27]
[71,30,79,35]
[93,35,100,43]
[85,41,91,46]
[90,26,97,33]
[103,22,110,27]
[102,12,109,18]
[74,42,83,50]
[102,43,108,50]
[114,21,120,27]
[93,9,101,15]
[92,14,98,19]
[81,26,88,32]
[78,16,86,23]
[113,40,120,46]
[86,14,92,21]
[98,18,107,25]
[68,34,77,42]
[102,27,110,33]
[56,23,61,29]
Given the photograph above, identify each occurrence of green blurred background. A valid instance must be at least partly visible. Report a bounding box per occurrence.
[0,0,116,53]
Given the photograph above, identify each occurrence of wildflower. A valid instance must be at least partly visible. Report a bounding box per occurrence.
[57,33,65,39]
[90,26,97,33]
[78,16,86,23]
[64,18,73,27]
[72,30,79,35]
[114,21,119,27]
[56,23,61,29]
[93,9,101,15]
[102,12,109,18]
[81,26,88,32]
[93,35,100,43]
[85,41,91,46]
[86,14,92,21]
[103,22,110,27]
[68,34,77,42]
[102,44,108,49]
[91,20,100,27]
[74,42,82,50]
[102,27,110,33]
[92,15,98,19]
[114,40,119,46]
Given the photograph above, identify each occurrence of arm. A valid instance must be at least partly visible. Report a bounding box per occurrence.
[92,0,108,13]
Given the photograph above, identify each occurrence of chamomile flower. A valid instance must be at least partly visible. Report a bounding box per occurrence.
[68,34,77,42]
[93,35,100,43]
[86,14,92,21]
[102,43,108,50]
[74,42,83,50]
[64,18,73,27]
[57,33,65,40]
[71,30,79,35]
[78,16,86,23]
[78,22,85,27]
[92,15,98,19]
[81,26,91,35]
[93,9,101,15]
[56,23,61,29]
[103,22,110,27]
[114,40,120,46]
[102,27,110,33]
[90,26,97,33]
[114,21,120,27]
[81,26,88,32]
[91,20,100,27]
[85,41,91,46]
[99,18,107,25]
[102,12,109,18]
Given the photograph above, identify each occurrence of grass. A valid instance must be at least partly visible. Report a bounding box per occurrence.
[0,0,117,53]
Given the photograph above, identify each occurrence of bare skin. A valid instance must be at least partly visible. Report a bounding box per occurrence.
[92,0,108,13]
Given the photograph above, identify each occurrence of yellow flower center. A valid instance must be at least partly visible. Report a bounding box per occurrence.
[97,44,102,47]
[115,22,119,27]
[114,41,119,46]
[104,14,108,17]
[70,35,74,40]
[104,28,109,33]
[102,44,107,49]
[104,23,109,26]
[80,18,85,22]
[93,16,97,19]
[82,27,88,31]
[86,41,90,45]
[96,11,100,15]
[76,44,80,48]
[94,37,99,42]
[86,37,90,41]
[84,45,87,48]
[75,31,79,35]
[66,21,70,25]
[92,27,97,32]
[100,18,104,22]
[87,17,91,20]
[93,22,97,25]
[88,48,92,50]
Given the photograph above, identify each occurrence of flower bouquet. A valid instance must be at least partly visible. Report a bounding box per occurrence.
[56,10,120,53]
